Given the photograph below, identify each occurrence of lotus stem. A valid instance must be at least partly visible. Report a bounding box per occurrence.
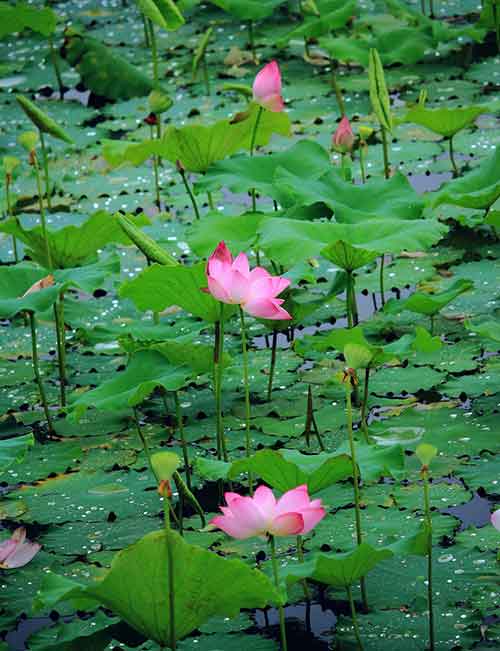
[149,124,161,207]
[346,585,364,650]
[448,136,459,178]
[330,59,345,117]
[422,467,435,651]
[133,407,154,472]
[39,131,52,212]
[296,535,311,602]
[161,486,176,651]
[381,126,390,179]
[429,0,435,17]
[248,21,257,63]
[202,55,210,95]
[28,312,54,434]
[48,36,64,100]
[142,13,151,47]
[174,391,191,490]
[207,191,215,210]
[359,146,367,184]
[267,329,278,402]
[239,307,253,495]
[148,19,159,83]
[249,105,264,211]
[345,378,368,611]
[269,535,288,651]
[178,165,201,221]
[32,151,53,269]
[214,305,228,461]
[360,368,370,444]
[53,292,67,407]
[421,0,426,14]
[379,255,385,306]
[4,173,19,263]
[345,271,358,328]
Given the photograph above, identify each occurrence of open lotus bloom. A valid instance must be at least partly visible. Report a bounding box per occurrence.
[492,509,500,531]
[211,484,326,539]
[204,241,292,320]
[0,527,41,569]
[332,116,355,153]
[252,61,284,113]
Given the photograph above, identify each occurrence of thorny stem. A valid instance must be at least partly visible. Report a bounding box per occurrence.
[239,307,253,494]
[179,167,201,221]
[32,151,53,269]
[381,126,390,179]
[422,468,435,651]
[448,136,460,178]
[346,585,364,650]
[379,255,386,306]
[28,312,54,433]
[174,391,191,490]
[249,106,264,211]
[360,368,370,444]
[267,329,278,402]
[330,59,345,117]
[39,131,52,212]
[345,379,368,611]
[269,535,288,651]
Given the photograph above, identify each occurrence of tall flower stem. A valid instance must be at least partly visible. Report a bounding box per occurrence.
[345,271,358,328]
[178,164,201,221]
[448,136,459,178]
[330,59,345,116]
[359,146,367,184]
[32,151,53,269]
[239,307,253,495]
[148,19,159,83]
[28,311,54,434]
[269,535,288,651]
[249,106,264,211]
[5,173,19,262]
[174,391,191,490]
[48,36,64,100]
[142,13,151,47]
[161,485,176,651]
[214,305,228,461]
[207,191,215,210]
[360,368,370,444]
[267,329,278,402]
[53,292,67,407]
[345,377,368,611]
[296,535,311,602]
[202,55,211,95]
[422,467,435,651]
[149,124,161,207]
[39,131,52,212]
[381,126,390,179]
[379,255,386,306]
[346,585,364,650]
[133,407,154,472]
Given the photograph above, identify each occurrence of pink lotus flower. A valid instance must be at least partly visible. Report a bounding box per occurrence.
[253,61,284,113]
[332,116,355,153]
[204,241,292,320]
[492,509,500,531]
[211,484,326,540]
[0,527,41,569]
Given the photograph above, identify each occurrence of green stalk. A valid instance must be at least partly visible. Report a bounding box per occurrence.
[239,307,253,494]
[340,152,352,182]
[421,0,425,14]
[142,13,151,47]
[248,21,257,62]
[269,535,288,651]
[359,146,367,184]
[429,0,435,17]
[149,19,159,83]
[346,272,353,329]
[5,174,19,262]
[149,124,161,207]
[48,36,64,100]
[178,166,201,221]
[381,126,390,179]
[422,468,435,651]
[39,131,52,212]
[207,191,215,210]
[346,585,364,651]
[214,305,228,461]
[267,329,278,402]
[296,535,311,602]
[133,407,154,473]
[162,490,176,651]
[379,255,385,306]
[330,59,345,117]
[448,136,459,178]
[174,391,191,490]
[32,151,53,269]
[28,312,54,434]
[202,55,211,95]
[346,380,368,611]
[249,106,264,211]
[53,293,67,407]
[360,368,370,445]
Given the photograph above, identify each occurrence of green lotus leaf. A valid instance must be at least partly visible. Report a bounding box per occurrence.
[321,240,380,272]
[0,263,62,317]
[0,433,34,476]
[188,212,268,258]
[209,0,288,21]
[0,2,57,38]
[402,105,486,138]
[465,319,500,344]
[16,95,73,144]
[135,0,184,30]
[277,0,358,46]
[384,278,474,317]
